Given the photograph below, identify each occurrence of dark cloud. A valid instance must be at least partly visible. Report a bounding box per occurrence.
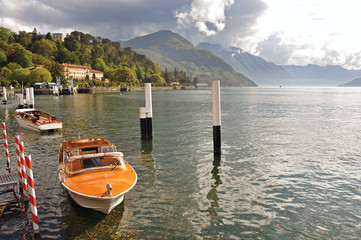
[0,0,265,45]
[0,0,191,40]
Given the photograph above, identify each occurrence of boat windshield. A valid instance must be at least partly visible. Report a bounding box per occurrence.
[101,146,115,153]
[66,155,125,174]
[83,158,101,168]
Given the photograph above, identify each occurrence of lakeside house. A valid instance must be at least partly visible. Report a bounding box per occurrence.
[62,63,104,81]
[27,63,104,81]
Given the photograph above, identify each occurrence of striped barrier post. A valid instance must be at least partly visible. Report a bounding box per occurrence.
[2,122,11,173]
[19,141,28,199]
[25,155,39,234]
[15,135,22,180]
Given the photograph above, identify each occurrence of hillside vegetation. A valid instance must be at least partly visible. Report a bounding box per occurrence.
[123,30,256,86]
[0,27,191,87]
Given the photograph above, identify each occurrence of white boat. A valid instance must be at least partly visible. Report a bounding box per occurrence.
[58,137,137,214]
[14,109,62,131]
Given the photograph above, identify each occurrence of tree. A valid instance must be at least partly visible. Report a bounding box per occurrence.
[17,31,32,49]
[33,39,57,58]
[110,66,139,85]
[68,39,81,52]
[57,45,80,64]
[32,28,42,43]
[0,67,12,85]
[0,27,12,43]
[17,48,33,68]
[28,68,52,84]
[45,32,53,40]
[32,53,48,65]
[45,61,64,81]
[135,67,145,81]
[10,68,30,85]
[6,62,21,72]
[149,74,166,84]
[0,49,7,67]
[93,57,107,72]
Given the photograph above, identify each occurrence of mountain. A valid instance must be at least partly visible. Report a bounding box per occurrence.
[197,43,293,86]
[340,77,361,87]
[282,64,361,86]
[122,30,256,86]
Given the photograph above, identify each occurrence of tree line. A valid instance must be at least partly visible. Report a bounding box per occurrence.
[0,27,195,87]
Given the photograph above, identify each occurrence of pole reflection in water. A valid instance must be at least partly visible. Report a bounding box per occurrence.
[206,156,223,225]
[141,139,153,161]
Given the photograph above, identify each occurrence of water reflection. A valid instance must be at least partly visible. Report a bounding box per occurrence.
[63,198,126,239]
[141,140,153,161]
[206,156,223,225]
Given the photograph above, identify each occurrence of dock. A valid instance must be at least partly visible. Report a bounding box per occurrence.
[0,173,21,217]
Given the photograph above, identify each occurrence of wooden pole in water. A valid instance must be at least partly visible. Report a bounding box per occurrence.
[15,135,22,180]
[25,155,39,234]
[212,80,221,156]
[139,107,149,140]
[145,83,153,139]
[29,87,34,108]
[2,122,11,173]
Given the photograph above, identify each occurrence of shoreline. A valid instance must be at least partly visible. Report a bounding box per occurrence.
[12,86,196,95]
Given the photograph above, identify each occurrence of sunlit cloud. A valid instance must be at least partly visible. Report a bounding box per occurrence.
[175,0,234,36]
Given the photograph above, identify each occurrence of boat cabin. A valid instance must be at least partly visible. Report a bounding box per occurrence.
[59,137,126,175]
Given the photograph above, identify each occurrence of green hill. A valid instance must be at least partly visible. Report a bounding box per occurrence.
[123,30,256,86]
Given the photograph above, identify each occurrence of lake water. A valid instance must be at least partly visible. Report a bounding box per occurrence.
[0,87,361,239]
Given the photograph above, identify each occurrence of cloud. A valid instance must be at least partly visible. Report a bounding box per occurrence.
[175,0,234,36]
[254,32,296,65]
[0,0,182,40]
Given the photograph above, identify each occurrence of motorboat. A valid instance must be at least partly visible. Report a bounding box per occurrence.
[58,137,137,214]
[14,109,62,131]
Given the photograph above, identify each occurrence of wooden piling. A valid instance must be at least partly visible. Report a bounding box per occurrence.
[212,80,221,156]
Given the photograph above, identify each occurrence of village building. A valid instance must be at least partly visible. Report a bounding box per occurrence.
[52,33,65,41]
[27,63,104,81]
[62,63,104,80]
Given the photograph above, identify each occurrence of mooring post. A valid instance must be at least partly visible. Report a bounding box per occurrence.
[19,141,28,199]
[2,87,7,104]
[16,94,24,109]
[145,83,153,139]
[139,107,149,140]
[2,122,11,173]
[212,80,221,156]
[25,155,39,234]
[29,87,34,108]
[15,135,22,180]
[25,88,30,108]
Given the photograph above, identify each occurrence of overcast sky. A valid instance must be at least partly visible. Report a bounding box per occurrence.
[1,0,360,69]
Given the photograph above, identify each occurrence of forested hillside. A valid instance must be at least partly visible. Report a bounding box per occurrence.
[0,27,192,87]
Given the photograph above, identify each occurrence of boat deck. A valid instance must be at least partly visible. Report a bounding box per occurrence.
[63,165,136,198]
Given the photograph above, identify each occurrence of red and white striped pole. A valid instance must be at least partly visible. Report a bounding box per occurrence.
[2,122,11,173]
[25,155,39,234]
[20,141,28,199]
[15,135,22,180]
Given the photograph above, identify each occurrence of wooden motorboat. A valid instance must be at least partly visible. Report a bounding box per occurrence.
[14,109,62,131]
[58,137,137,214]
